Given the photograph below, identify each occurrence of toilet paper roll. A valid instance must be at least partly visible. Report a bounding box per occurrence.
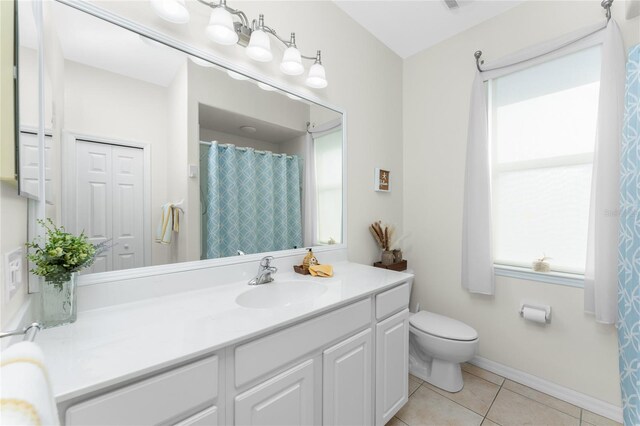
[522,306,547,324]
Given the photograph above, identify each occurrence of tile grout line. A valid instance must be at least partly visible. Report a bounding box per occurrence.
[483,376,506,425]
[416,381,492,421]
[499,381,582,421]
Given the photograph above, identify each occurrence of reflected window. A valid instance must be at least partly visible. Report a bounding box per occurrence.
[314,129,342,244]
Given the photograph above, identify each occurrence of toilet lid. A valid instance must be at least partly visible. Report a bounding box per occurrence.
[410,311,478,341]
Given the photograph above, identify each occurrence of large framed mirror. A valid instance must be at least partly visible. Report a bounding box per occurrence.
[16,0,345,284]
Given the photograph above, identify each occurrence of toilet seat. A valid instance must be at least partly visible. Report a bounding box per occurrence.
[410,311,478,342]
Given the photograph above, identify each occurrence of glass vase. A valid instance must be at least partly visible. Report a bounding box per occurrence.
[40,273,78,328]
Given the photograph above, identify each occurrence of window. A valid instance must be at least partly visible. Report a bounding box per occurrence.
[489,46,601,274]
[314,129,342,244]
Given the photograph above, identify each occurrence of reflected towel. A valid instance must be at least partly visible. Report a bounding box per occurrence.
[171,206,180,233]
[0,341,60,426]
[156,203,174,244]
[309,264,333,277]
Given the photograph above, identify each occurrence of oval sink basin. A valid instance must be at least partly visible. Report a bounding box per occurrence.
[236,281,328,309]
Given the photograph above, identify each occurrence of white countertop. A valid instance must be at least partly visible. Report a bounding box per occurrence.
[37,261,412,402]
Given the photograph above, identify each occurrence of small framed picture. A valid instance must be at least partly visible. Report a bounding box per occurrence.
[374,168,390,192]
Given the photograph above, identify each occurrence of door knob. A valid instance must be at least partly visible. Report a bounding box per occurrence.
[124,244,130,250]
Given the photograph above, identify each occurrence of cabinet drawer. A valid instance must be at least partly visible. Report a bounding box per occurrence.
[375,283,410,320]
[235,298,371,388]
[174,406,218,426]
[66,356,219,426]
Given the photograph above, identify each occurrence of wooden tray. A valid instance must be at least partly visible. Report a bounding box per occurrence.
[373,260,407,271]
[293,265,311,275]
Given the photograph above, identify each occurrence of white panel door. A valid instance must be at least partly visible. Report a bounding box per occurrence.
[375,309,409,426]
[76,141,112,274]
[322,328,372,426]
[111,146,144,271]
[75,141,144,273]
[19,131,53,202]
[235,359,316,426]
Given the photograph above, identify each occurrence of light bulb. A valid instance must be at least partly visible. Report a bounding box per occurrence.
[150,0,190,24]
[306,62,327,89]
[206,7,238,45]
[280,46,304,76]
[246,29,272,62]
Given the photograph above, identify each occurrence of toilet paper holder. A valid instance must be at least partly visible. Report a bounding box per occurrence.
[519,302,551,324]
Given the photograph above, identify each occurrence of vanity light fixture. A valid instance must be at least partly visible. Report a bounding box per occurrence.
[150,0,190,24]
[150,0,328,88]
[206,5,238,45]
[305,51,328,89]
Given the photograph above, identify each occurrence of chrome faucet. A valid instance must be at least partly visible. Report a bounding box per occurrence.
[248,256,278,285]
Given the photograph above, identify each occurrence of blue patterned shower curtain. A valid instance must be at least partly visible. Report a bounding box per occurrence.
[204,144,303,258]
[618,44,640,426]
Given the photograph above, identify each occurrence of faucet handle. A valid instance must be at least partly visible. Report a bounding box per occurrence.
[260,256,274,268]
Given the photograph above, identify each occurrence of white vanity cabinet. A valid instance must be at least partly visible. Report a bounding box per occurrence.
[234,359,318,426]
[65,355,222,426]
[375,309,410,426]
[374,282,411,425]
[61,279,412,426]
[322,328,373,426]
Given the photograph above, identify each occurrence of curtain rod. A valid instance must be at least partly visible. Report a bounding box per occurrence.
[199,140,296,159]
[474,0,613,72]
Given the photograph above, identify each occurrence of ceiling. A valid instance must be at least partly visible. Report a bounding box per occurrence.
[199,104,306,144]
[334,0,525,58]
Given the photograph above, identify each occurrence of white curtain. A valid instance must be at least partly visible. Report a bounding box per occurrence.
[462,19,623,300]
[584,21,627,324]
[462,71,494,295]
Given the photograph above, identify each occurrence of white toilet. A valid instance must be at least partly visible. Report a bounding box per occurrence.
[409,310,479,393]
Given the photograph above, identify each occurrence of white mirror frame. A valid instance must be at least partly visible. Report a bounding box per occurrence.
[28,0,347,290]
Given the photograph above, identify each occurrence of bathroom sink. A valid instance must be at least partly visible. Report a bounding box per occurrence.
[236,281,328,309]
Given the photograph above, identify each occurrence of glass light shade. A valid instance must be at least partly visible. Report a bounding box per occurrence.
[206,8,238,45]
[257,82,277,91]
[246,29,273,62]
[150,0,190,24]
[286,93,302,101]
[280,46,304,75]
[227,70,249,80]
[306,63,328,89]
[189,55,215,67]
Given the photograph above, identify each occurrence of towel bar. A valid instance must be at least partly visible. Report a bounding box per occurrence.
[0,322,41,342]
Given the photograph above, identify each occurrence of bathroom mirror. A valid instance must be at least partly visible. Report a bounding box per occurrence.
[17,0,344,277]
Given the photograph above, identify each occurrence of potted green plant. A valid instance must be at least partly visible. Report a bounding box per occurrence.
[26,219,106,328]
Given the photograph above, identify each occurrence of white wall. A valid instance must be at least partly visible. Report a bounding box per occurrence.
[93,0,404,265]
[403,0,640,406]
[62,60,171,266]
[199,128,280,153]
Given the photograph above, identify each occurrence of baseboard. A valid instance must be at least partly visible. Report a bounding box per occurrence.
[470,356,623,424]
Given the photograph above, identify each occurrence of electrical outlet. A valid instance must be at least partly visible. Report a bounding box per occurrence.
[4,248,23,304]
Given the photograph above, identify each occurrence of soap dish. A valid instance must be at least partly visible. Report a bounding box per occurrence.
[293,265,311,275]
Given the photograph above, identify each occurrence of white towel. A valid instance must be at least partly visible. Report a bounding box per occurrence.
[155,203,174,244]
[0,341,60,426]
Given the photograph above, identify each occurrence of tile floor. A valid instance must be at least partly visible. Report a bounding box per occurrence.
[387,363,622,426]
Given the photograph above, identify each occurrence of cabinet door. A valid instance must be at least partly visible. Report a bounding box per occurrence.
[323,328,372,426]
[235,359,316,426]
[375,309,409,426]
